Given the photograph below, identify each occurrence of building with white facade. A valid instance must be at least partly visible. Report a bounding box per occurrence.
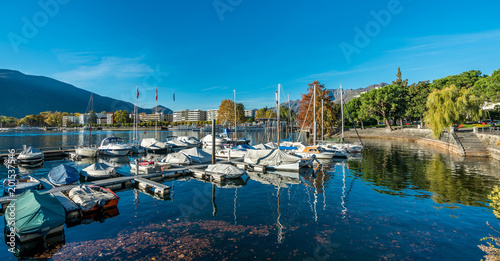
[173,109,207,122]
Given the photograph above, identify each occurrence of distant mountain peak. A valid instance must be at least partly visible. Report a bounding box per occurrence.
[0,69,172,118]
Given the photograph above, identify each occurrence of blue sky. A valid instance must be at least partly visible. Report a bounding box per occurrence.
[1,0,500,111]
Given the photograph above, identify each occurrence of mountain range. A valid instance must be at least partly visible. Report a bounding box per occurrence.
[0,69,172,118]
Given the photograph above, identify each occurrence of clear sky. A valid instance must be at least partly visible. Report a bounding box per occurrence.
[1,0,500,111]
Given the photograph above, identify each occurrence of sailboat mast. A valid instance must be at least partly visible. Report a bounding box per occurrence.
[277,84,280,149]
[321,99,324,142]
[89,93,93,146]
[155,86,158,140]
[234,89,236,141]
[341,84,344,143]
[313,84,316,146]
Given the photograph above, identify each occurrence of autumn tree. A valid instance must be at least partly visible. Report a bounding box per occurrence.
[297,81,336,133]
[114,110,131,124]
[255,108,267,119]
[217,99,245,125]
[45,111,63,126]
[425,85,483,138]
[264,109,277,119]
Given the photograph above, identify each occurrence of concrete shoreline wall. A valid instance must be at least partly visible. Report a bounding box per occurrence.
[476,133,500,161]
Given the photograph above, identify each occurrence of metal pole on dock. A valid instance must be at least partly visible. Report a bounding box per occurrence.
[277,84,280,149]
[212,119,216,164]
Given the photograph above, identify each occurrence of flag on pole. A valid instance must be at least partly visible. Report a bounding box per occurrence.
[173,89,175,101]
[136,85,139,99]
[156,87,158,101]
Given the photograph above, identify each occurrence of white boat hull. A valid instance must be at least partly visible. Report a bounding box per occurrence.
[76,147,98,157]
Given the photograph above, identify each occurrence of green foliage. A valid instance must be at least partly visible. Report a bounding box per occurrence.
[489,186,500,219]
[425,85,483,138]
[345,97,366,129]
[19,115,45,127]
[264,109,277,119]
[255,107,267,119]
[44,111,63,126]
[474,68,500,103]
[0,116,19,127]
[430,70,485,90]
[114,110,131,124]
[359,84,403,131]
[406,81,432,120]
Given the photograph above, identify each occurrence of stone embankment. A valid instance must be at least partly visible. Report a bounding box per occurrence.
[338,127,500,161]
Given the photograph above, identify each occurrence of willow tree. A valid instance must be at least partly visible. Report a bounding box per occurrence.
[425,85,483,138]
[297,81,336,133]
[217,99,245,125]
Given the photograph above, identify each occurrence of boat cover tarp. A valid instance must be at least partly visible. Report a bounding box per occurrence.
[5,190,65,235]
[252,144,271,150]
[141,138,169,149]
[201,135,224,143]
[258,149,301,166]
[181,147,212,163]
[265,142,279,149]
[69,185,116,211]
[236,144,254,150]
[19,146,43,156]
[244,149,273,164]
[162,152,191,164]
[280,146,297,151]
[167,139,189,147]
[206,164,245,178]
[83,163,113,172]
[48,164,79,185]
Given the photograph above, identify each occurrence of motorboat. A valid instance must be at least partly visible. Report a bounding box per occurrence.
[205,164,246,179]
[3,175,40,195]
[17,146,44,166]
[130,160,162,174]
[244,149,313,171]
[48,164,80,186]
[68,185,119,213]
[177,136,200,147]
[98,137,132,156]
[80,163,116,179]
[294,146,336,160]
[5,191,66,243]
[75,146,98,158]
[200,134,225,146]
[166,137,189,150]
[140,138,171,153]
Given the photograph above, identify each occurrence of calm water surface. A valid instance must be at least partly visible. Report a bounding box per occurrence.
[1,131,500,260]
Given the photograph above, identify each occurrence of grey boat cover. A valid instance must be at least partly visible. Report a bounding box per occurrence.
[244,149,273,164]
[252,144,271,150]
[258,149,301,166]
[82,163,114,175]
[167,139,189,147]
[265,142,279,149]
[181,147,212,163]
[69,185,116,211]
[19,146,43,155]
[5,190,65,235]
[48,164,79,185]
[205,164,246,178]
[161,152,191,164]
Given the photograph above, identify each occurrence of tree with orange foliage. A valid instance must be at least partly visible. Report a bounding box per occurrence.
[297,81,338,134]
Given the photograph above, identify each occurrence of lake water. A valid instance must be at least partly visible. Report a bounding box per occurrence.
[1,130,500,260]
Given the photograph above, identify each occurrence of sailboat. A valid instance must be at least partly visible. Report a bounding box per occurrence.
[129,85,146,154]
[76,94,98,157]
[319,84,363,154]
[141,86,170,153]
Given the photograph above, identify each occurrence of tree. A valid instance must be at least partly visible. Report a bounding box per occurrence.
[217,99,245,125]
[0,116,19,127]
[114,110,131,124]
[474,68,500,103]
[430,70,485,90]
[255,108,268,119]
[392,67,408,88]
[425,85,483,138]
[345,97,367,129]
[45,111,63,126]
[359,84,403,131]
[297,80,336,133]
[406,81,432,125]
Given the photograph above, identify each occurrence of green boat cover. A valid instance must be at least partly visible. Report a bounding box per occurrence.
[5,190,65,235]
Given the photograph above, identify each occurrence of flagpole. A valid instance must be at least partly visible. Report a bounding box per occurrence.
[173,89,175,123]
